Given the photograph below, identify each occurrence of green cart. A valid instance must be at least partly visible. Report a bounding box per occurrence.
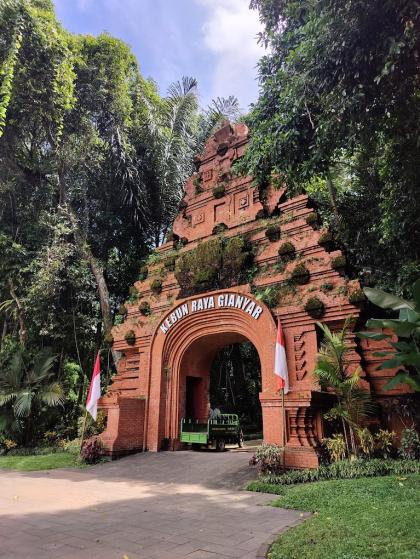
[180,414,244,451]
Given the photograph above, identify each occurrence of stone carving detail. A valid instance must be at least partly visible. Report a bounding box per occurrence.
[238,194,249,209]
[294,333,308,380]
[202,169,212,182]
[193,212,205,226]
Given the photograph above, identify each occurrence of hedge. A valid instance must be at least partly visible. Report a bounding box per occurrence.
[247,458,420,490]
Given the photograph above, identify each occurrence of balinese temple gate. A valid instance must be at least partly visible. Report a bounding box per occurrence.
[99,122,405,468]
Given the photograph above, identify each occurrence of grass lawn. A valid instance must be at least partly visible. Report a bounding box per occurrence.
[0,452,78,471]
[253,474,420,559]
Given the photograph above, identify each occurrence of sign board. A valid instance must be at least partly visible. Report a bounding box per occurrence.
[159,293,263,335]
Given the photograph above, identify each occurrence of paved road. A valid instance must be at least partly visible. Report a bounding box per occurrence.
[0,448,308,559]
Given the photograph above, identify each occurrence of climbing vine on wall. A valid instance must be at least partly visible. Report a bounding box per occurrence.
[174,236,254,297]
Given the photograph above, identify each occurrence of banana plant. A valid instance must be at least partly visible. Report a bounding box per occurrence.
[357,278,420,391]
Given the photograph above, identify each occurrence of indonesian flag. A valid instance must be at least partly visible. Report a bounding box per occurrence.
[86,352,101,420]
[274,319,289,394]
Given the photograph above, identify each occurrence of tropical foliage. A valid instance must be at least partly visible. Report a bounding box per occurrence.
[240,0,420,297]
[314,318,373,455]
[358,278,420,391]
[0,0,239,446]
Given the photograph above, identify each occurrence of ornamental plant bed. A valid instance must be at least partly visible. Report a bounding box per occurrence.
[138,265,148,281]
[139,301,151,316]
[290,263,310,284]
[304,297,325,318]
[124,329,136,345]
[265,224,281,242]
[278,241,295,259]
[248,458,420,487]
[151,278,163,294]
[212,184,225,198]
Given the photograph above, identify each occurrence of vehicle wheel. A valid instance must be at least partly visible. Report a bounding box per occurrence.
[216,439,225,452]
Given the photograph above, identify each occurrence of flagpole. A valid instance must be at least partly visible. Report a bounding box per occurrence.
[80,349,102,455]
[281,387,286,471]
[79,409,88,455]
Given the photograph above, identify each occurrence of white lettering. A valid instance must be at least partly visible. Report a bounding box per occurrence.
[227,294,235,307]
[241,297,251,310]
[245,301,256,315]
[252,306,263,320]
[159,293,264,334]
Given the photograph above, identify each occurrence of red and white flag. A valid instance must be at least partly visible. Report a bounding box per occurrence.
[274,320,289,394]
[86,352,101,420]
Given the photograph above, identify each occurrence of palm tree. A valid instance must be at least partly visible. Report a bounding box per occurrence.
[123,77,241,246]
[0,347,64,444]
[314,317,373,456]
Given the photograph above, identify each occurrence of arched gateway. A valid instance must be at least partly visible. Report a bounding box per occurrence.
[99,122,407,468]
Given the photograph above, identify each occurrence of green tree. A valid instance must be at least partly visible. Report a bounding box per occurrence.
[0,347,64,444]
[314,319,373,456]
[358,278,420,392]
[241,0,420,296]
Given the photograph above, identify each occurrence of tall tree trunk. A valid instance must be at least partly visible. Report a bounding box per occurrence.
[8,277,25,346]
[326,169,340,220]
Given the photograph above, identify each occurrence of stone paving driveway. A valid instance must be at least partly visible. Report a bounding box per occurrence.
[0,448,308,559]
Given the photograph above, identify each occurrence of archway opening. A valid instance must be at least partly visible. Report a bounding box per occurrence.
[209,342,262,439]
[176,332,262,445]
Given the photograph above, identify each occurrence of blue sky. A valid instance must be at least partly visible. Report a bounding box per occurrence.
[53,0,265,110]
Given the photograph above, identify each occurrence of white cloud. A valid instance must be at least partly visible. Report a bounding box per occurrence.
[195,0,265,109]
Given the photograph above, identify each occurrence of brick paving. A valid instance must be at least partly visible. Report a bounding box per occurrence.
[0,448,308,559]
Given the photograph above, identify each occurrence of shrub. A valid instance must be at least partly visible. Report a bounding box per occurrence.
[399,428,420,459]
[349,288,366,304]
[324,434,346,462]
[151,278,163,295]
[164,256,176,271]
[265,224,281,242]
[332,255,346,269]
[318,229,333,249]
[357,427,375,457]
[124,329,136,345]
[252,458,420,487]
[212,184,225,198]
[129,286,138,298]
[255,208,267,220]
[0,438,17,454]
[255,286,280,308]
[138,265,148,281]
[305,211,318,226]
[320,282,334,292]
[80,437,103,464]
[278,242,295,261]
[304,297,325,318]
[64,438,82,455]
[212,223,228,235]
[179,199,188,211]
[175,239,221,294]
[139,301,151,316]
[117,304,127,316]
[374,429,395,458]
[103,332,114,346]
[290,263,310,284]
[249,443,284,475]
